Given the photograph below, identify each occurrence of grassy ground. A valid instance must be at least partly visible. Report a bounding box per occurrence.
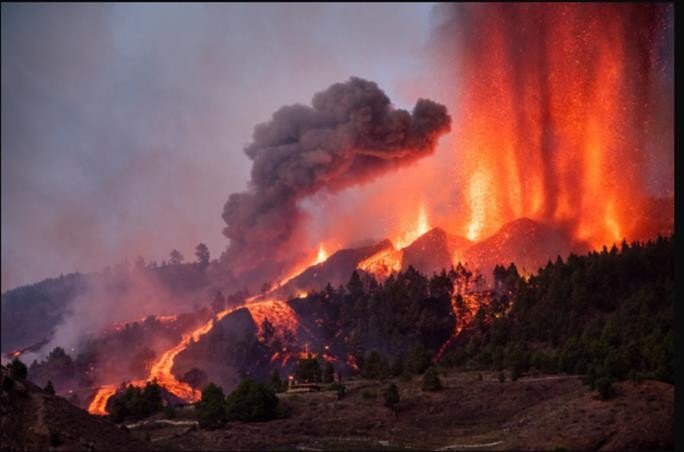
[130,370,672,450]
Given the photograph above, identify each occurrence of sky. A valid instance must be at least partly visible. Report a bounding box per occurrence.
[1,3,445,291]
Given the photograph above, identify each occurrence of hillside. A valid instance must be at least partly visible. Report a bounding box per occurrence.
[129,372,673,450]
[0,365,149,451]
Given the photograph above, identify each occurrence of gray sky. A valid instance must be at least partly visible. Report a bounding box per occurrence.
[2,3,446,291]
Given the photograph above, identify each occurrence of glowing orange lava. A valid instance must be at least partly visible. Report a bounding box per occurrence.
[246,300,299,342]
[451,3,672,249]
[86,249,329,415]
[357,246,403,280]
[87,384,117,415]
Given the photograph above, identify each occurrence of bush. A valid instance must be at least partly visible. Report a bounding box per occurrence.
[49,430,62,447]
[2,376,15,391]
[383,383,400,412]
[225,379,279,422]
[322,362,335,383]
[109,381,164,423]
[422,367,442,391]
[44,380,55,395]
[9,359,27,380]
[295,356,321,383]
[361,389,377,400]
[196,382,227,429]
[329,382,346,400]
[596,377,615,400]
[407,344,431,375]
[164,404,176,419]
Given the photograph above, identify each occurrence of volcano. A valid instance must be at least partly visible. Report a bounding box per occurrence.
[463,217,589,276]
[401,227,471,275]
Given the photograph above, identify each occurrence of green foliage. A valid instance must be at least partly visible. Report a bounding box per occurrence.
[9,358,27,380]
[196,382,227,429]
[295,355,322,383]
[44,380,55,395]
[225,379,279,422]
[109,381,164,423]
[383,383,400,411]
[422,367,442,391]
[472,236,673,388]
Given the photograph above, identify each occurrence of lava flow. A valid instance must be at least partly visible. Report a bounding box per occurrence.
[87,384,117,416]
[87,245,330,415]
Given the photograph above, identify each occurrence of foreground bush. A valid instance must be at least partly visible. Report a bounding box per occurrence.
[225,379,279,422]
[196,383,227,429]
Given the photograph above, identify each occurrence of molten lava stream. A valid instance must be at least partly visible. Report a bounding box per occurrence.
[87,384,117,416]
[87,246,328,415]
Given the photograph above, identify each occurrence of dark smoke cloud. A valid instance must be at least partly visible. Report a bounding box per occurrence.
[222,77,450,277]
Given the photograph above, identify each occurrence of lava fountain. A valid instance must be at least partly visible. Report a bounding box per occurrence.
[439,3,673,247]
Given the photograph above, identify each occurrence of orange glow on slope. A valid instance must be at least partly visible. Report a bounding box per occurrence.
[87,384,117,415]
[246,300,299,341]
[356,205,431,279]
[451,3,671,249]
[357,246,403,280]
[315,245,328,265]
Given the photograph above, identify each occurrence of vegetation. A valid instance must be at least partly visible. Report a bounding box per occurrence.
[196,383,227,429]
[294,355,321,383]
[329,382,346,400]
[224,379,280,422]
[422,367,442,391]
[438,236,673,396]
[108,381,164,423]
[44,380,55,395]
[9,359,27,380]
[383,383,400,413]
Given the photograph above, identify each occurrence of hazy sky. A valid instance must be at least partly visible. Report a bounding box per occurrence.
[1,3,445,291]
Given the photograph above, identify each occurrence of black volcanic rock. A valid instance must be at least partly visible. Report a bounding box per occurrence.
[401,227,471,275]
[463,217,588,278]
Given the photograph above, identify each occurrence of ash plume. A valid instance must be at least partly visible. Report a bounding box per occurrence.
[221,77,451,278]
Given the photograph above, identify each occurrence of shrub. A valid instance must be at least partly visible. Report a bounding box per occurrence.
[407,344,431,375]
[49,430,62,447]
[329,382,346,400]
[383,383,400,413]
[596,377,615,400]
[225,379,279,422]
[361,389,377,400]
[164,404,176,419]
[9,359,27,380]
[44,380,55,395]
[422,367,442,391]
[2,376,15,391]
[196,382,227,429]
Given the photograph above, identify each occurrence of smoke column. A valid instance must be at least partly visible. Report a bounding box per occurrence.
[432,3,673,246]
[221,77,450,279]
